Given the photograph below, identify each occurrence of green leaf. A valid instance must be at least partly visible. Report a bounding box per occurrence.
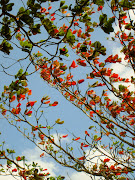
[6,3,14,11]
[27,0,35,7]
[93,0,104,6]
[61,5,68,9]
[119,84,127,92]
[65,30,76,45]
[94,135,98,140]
[99,15,115,34]
[99,62,105,67]
[80,44,87,52]
[0,40,13,55]
[0,0,10,5]
[99,14,107,26]
[89,126,94,129]
[91,81,99,87]
[119,0,132,8]
[1,24,11,40]
[41,18,57,36]
[18,7,25,15]
[7,160,12,165]
[60,1,65,7]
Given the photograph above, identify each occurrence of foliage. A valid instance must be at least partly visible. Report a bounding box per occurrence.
[0,0,135,179]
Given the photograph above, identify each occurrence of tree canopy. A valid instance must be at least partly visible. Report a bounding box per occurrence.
[0,0,135,179]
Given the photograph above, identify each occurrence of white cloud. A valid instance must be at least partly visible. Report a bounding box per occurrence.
[108,44,134,101]
[0,176,17,180]
[22,147,57,176]
[70,172,92,180]
[0,147,57,180]
[69,147,116,180]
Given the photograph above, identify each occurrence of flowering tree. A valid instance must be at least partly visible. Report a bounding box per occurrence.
[0,0,135,179]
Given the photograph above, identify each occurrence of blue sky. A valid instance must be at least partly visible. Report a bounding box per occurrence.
[0,0,135,179]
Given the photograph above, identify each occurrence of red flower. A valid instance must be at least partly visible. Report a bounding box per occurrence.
[10,95,16,102]
[45,11,49,15]
[98,6,103,11]
[94,137,102,141]
[16,156,21,161]
[115,172,121,175]
[12,168,17,172]
[32,126,38,131]
[103,158,110,162]
[72,30,76,34]
[12,108,21,115]
[71,81,76,85]
[74,22,79,26]
[50,101,58,106]
[110,165,115,170]
[83,144,89,147]
[43,169,47,171]
[74,137,80,141]
[119,131,126,137]
[18,94,25,100]
[62,134,68,138]
[40,153,45,157]
[28,90,32,95]
[53,29,59,34]
[44,101,51,104]
[85,131,90,136]
[78,156,86,160]
[90,111,94,117]
[51,13,55,16]
[78,60,87,66]
[129,119,135,125]
[110,73,119,78]
[26,101,37,107]
[67,81,76,86]
[70,61,78,68]
[119,151,124,155]
[106,123,114,129]
[40,7,46,13]
[51,17,56,21]
[17,103,21,107]
[25,110,32,116]
[39,133,45,140]
[48,6,52,10]
[2,109,7,116]
[78,79,84,84]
